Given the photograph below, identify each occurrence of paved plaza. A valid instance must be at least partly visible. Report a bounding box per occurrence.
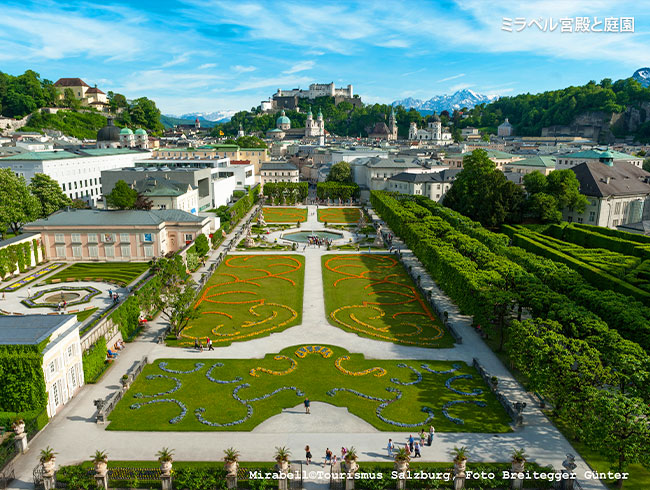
[6,205,606,489]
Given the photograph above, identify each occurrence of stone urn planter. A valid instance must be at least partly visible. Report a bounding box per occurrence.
[156,447,174,477]
[223,447,240,479]
[94,460,108,475]
[160,460,172,476]
[42,458,56,476]
[12,420,25,436]
[274,446,291,475]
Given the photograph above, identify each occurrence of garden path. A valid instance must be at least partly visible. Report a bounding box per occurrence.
[6,205,606,490]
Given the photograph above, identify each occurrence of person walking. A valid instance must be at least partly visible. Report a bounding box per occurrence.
[27,286,31,298]
[304,397,310,414]
[428,425,435,446]
[387,439,394,457]
[194,338,199,350]
[108,288,112,299]
[419,429,427,447]
[207,337,213,351]
[408,435,414,453]
[404,444,411,458]
[305,445,312,465]
[325,448,332,465]
[414,441,421,458]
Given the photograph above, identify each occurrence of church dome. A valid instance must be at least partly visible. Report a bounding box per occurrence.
[120,127,134,135]
[97,117,120,142]
[135,128,147,135]
[276,110,290,125]
[431,112,441,122]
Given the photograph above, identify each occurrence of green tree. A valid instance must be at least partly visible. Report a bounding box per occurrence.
[235,135,267,148]
[138,256,200,338]
[546,169,589,212]
[582,390,650,488]
[529,193,561,223]
[193,234,209,257]
[451,128,462,143]
[442,150,524,227]
[522,171,547,195]
[327,161,353,183]
[28,173,71,218]
[0,169,41,234]
[107,91,128,113]
[62,88,81,110]
[105,180,137,209]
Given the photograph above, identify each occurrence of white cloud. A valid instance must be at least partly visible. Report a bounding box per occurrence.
[283,61,315,74]
[198,63,217,69]
[231,65,257,73]
[161,55,190,68]
[437,73,465,83]
[376,39,410,48]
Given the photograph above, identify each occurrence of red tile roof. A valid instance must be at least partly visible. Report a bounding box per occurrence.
[230,160,252,165]
[54,78,90,88]
[86,87,105,94]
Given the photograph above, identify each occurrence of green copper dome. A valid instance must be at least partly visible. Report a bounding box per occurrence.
[276,110,290,125]
[120,127,134,135]
[134,128,147,135]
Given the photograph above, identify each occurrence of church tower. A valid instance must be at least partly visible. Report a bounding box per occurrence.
[237,124,245,138]
[409,121,418,140]
[316,109,324,137]
[388,108,398,141]
[305,107,315,137]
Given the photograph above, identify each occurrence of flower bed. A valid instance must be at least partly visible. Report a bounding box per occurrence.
[442,400,487,425]
[1,262,65,292]
[21,285,101,308]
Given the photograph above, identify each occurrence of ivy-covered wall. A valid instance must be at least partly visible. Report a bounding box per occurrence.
[82,337,107,383]
[0,240,39,279]
[0,348,47,412]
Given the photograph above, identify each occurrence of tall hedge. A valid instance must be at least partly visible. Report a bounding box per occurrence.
[227,184,259,225]
[547,223,650,260]
[0,350,47,412]
[82,337,107,383]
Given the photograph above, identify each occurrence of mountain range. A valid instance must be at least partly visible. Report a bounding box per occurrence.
[164,110,236,123]
[392,89,498,114]
[633,67,650,88]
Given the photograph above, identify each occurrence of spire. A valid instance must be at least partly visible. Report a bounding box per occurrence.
[307,106,313,117]
[317,109,323,119]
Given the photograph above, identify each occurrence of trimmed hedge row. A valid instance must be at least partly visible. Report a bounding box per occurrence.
[0,351,48,412]
[82,337,107,383]
[547,223,650,260]
[574,222,650,244]
[371,192,650,399]
[0,408,49,431]
[506,227,650,303]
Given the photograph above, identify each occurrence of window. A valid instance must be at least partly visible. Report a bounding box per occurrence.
[121,245,130,257]
[102,233,115,243]
[577,217,583,223]
[70,366,77,389]
[120,233,130,243]
[142,233,153,243]
[62,183,66,191]
[88,245,98,258]
[105,245,114,257]
[614,202,621,214]
[71,233,81,243]
[72,246,82,258]
[49,361,56,376]
[184,233,193,242]
[56,245,66,258]
[589,211,596,222]
[87,233,97,243]
[144,246,154,258]
[55,233,65,243]
[67,345,74,358]
[52,383,60,407]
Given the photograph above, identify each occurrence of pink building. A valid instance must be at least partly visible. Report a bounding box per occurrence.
[24,209,213,262]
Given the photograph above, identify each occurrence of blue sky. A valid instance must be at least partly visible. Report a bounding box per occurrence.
[1,0,649,114]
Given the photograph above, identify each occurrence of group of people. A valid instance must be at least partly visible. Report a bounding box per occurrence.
[304,446,351,466]
[193,337,214,351]
[107,289,120,304]
[387,426,435,458]
[305,236,332,248]
[114,339,125,351]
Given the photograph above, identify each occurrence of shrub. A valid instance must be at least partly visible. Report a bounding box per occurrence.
[82,338,107,383]
[0,348,47,412]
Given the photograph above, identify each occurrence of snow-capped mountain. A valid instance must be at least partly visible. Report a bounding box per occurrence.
[164,110,237,123]
[392,89,498,113]
[633,68,650,88]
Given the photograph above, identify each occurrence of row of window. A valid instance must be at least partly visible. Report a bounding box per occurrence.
[55,233,155,244]
[56,244,154,258]
[62,178,100,191]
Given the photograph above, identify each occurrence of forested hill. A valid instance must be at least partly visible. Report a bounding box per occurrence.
[0,70,164,135]
[456,78,650,142]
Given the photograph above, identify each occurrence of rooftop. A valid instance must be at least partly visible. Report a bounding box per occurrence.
[0,232,39,249]
[54,78,89,88]
[506,155,556,168]
[0,315,76,345]
[25,208,205,228]
[0,148,144,161]
[261,162,298,171]
[571,161,650,197]
[562,149,641,160]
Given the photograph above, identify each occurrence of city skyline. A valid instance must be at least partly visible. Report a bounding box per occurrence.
[0,0,649,114]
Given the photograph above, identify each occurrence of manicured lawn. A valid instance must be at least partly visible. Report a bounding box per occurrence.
[318,207,362,224]
[44,262,149,286]
[261,207,307,223]
[168,255,305,347]
[322,254,453,347]
[107,345,511,432]
[76,307,98,322]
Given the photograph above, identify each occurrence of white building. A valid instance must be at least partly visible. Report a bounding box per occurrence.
[0,148,146,206]
[0,315,84,418]
[387,168,462,202]
[408,113,453,145]
[350,156,426,191]
[555,149,643,170]
[260,161,299,187]
[498,118,514,137]
[274,83,353,99]
[563,161,650,228]
[304,108,325,138]
[133,176,200,215]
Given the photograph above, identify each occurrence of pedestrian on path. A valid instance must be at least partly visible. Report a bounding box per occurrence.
[428,425,435,446]
[414,441,421,458]
[194,339,199,350]
[419,429,427,446]
[207,337,213,351]
[408,435,414,452]
[341,447,347,460]
[325,448,332,464]
[2,291,5,300]
[304,397,310,414]
[387,439,394,457]
[108,289,112,298]
[27,286,31,297]
[404,444,411,458]
[305,445,312,465]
